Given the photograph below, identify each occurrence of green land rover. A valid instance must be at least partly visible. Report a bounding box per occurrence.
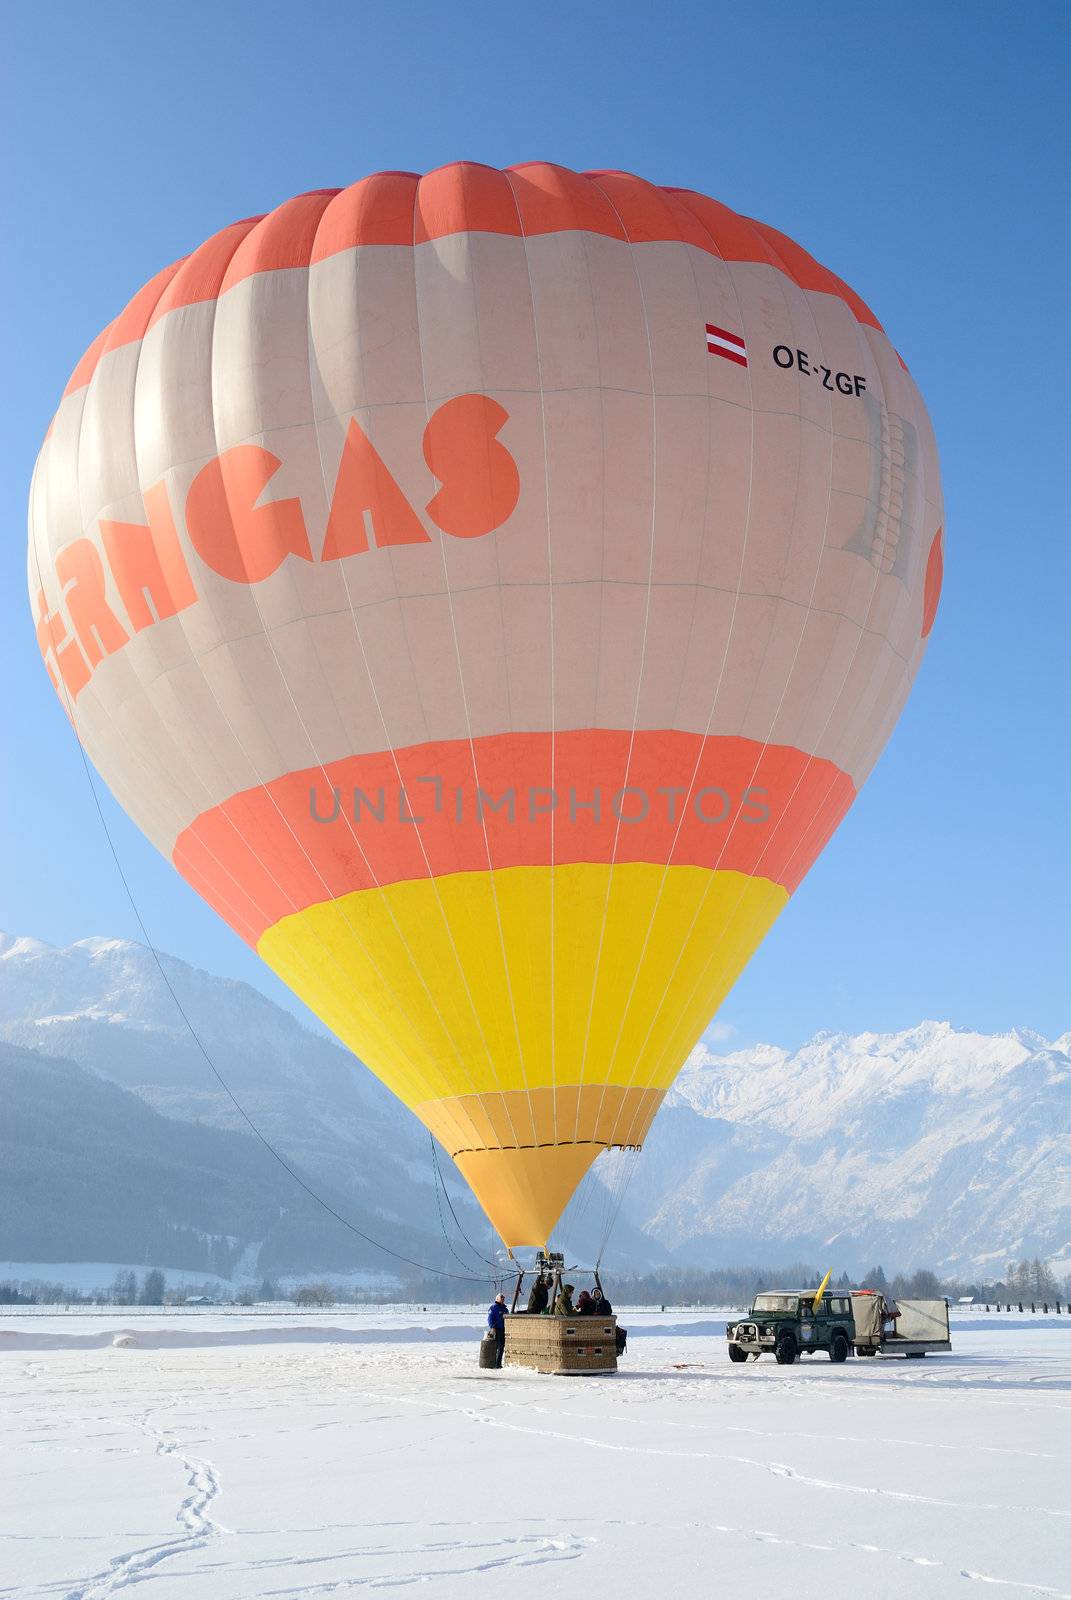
[726,1292,855,1365]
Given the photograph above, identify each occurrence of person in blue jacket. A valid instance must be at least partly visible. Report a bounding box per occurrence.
[487,1293,507,1368]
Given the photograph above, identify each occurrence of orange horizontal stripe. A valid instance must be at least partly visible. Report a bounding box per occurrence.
[149,216,265,330]
[63,325,112,397]
[56,163,883,403]
[310,171,420,256]
[171,730,854,945]
[62,261,184,398]
[221,189,341,294]
[415,1085,666,1156]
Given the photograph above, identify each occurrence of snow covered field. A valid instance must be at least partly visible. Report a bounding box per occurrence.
[3,1312,1069,1598]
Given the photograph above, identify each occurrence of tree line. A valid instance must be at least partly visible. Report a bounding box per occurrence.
[4,1258,1068,1308]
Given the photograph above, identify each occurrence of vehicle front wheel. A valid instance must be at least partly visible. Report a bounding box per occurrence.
[774,1332,798,1365]
[728,1344,748,1363]
[830,1331,849,1363]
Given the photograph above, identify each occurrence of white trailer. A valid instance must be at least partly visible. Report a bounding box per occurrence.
[851,1292,951,1357]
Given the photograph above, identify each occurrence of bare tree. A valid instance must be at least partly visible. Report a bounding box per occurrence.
[1031,1258,1057,1297]
[111,1270,137,1306]
[1007,1260,1031,1295]
[139,1269,166,1306]
[293,1283,333,1307]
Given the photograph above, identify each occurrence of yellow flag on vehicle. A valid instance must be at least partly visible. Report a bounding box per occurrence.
[813,1270,833,1310]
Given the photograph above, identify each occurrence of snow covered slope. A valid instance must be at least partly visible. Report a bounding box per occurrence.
[0,935,661,1276]
[2,934,1067,1277]
[0,1038,441,1280]
[636,1023,1071,1274]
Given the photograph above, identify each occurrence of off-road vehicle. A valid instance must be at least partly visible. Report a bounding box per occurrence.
[726,1291,855,1364]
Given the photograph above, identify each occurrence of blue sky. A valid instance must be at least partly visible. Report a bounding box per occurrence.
[3,1,1068,1049]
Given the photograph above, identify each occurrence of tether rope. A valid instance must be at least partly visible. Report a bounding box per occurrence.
[429,1134,501,1271]
[29,510,494,1286]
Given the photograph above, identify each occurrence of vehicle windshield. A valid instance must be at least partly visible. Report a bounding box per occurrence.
[751,1294,799,1314]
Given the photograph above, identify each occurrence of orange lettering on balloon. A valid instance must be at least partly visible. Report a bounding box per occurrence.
[186,445,312,583]
[35,587,90,700]
[322,418,430,558]
[423,394,519,539]
[921,526,943,638]
[101,480,198,632]
[55,539,129,668]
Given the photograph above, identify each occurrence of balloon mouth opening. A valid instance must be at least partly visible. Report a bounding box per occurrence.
[453,1144,605,1249]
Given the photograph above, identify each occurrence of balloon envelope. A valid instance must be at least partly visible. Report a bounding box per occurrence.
[28,164,943,1246]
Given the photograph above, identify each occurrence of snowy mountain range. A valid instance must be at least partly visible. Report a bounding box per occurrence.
[632,1023,1071,1275]
[0,933,658,1282]
[1,932,1067,1281]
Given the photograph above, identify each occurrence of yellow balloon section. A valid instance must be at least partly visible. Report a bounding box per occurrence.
[28,164,943,1245]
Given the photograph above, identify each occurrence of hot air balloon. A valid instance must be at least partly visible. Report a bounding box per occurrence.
[28,163,943,1251]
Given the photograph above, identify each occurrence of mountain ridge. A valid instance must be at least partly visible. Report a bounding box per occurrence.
[1,932,1067,1278]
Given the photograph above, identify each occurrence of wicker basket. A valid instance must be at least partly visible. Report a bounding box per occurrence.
[504,1315,618,1374]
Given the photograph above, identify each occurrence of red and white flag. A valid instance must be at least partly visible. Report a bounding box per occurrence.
[706,323,748,367]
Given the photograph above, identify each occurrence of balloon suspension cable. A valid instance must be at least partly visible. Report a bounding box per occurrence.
[429,1134,500,1271]
[489,1223,505,1293]
[429,1138,494,1275]
[563,1163,599,1242]
[596,1144,642,1268]
[33,515,494,1286]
